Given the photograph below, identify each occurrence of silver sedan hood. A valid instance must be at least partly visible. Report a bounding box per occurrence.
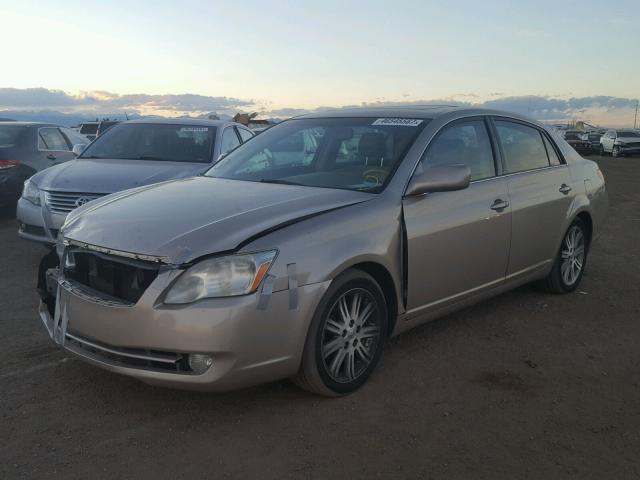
[62,176,373,263]
[32,158,209,193]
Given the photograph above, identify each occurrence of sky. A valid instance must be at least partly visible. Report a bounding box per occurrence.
[1,0,639,126]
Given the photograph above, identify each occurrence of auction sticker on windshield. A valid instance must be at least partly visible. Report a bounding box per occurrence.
[180,127,209,132]
[372,118,423,127]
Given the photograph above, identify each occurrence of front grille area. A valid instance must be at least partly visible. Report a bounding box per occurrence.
[44,191,105,214]
[65,331,192,374]
[63,249,160,304]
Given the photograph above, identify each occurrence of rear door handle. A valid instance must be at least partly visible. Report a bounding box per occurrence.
[559,184,572,195]
[490,199,509,212]
[46,154,57,160]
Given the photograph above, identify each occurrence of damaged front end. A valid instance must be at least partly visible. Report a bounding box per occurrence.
[37,238,170,347]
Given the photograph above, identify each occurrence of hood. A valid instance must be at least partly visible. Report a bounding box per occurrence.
[31,158,209,193]
[616,136,640,143]
[62,176,372,263]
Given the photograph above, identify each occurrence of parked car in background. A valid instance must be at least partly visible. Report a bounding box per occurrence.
[17,118,253,243]
[0,122,90,208]
[38,107,607,396]
[563,130,590,153]
[78,122,99,141]
[600,129,640,157]
[580,131,602,153]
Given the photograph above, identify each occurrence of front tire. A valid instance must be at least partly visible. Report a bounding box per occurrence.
[539,218,589,293]
[294,269,387,396]
[612,146,621,158]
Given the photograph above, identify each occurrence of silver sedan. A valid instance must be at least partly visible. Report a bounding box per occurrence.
[39,107,608,396]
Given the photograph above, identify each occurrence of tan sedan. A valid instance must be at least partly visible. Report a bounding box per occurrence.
[39,107,608,396]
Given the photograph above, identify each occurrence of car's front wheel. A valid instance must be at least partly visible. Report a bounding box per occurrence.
[612,145,621,158]
[539,218,589,293]
[294,269,387,396]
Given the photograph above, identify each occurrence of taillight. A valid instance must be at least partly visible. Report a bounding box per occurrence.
[0,160,20,170]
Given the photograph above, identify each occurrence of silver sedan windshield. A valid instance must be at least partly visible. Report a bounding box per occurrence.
[206,117,428,192]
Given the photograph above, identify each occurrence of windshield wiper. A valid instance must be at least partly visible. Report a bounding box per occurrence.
[132,155,170,161]
[259,179,303,186]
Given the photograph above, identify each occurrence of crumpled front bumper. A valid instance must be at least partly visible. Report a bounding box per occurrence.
[618,145,640,155]
[38,267,330,392]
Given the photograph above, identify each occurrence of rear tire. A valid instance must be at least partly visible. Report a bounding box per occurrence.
[538,218,589,293]
[293,269,387,396]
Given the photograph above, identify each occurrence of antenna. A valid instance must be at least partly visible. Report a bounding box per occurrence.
[634,100,638,129]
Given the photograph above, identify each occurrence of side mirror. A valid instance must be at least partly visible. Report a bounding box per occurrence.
[405,165,471,197]
[72,144,87,157]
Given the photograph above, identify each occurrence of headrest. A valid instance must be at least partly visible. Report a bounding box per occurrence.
[358,132,386,159]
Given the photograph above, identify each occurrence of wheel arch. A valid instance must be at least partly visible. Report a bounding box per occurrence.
[575,210,593,248]
[347,261,399,337]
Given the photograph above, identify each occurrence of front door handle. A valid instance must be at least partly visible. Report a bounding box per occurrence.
[46,153,57,160]
[490,199,509,212]
[559,184,572,195]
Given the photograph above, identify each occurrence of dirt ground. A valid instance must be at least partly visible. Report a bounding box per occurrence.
[1,155,639,479]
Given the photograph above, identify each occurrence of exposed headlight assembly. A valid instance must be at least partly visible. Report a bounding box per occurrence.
[164,250,277,304]
[21,179,41,206]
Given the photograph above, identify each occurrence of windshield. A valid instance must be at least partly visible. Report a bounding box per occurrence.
[80,123,216,162]
[617,131,640,138]
[205,117,427,192]
[0,125,27,148]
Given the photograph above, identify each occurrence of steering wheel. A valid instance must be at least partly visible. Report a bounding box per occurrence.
[362,168,388,186]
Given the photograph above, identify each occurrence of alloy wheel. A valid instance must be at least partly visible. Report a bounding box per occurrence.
[560,225,585,287]
[320,288,381,383]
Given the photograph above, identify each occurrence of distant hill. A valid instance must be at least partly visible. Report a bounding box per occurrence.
[0,110,134,126]
[0,109,280,127]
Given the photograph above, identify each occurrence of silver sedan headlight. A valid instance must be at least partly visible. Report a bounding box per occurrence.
[164,250,277,304]
[21,179,41,206]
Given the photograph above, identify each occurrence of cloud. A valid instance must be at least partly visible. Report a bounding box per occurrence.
[1,88,637,127]
[0,87,252,116]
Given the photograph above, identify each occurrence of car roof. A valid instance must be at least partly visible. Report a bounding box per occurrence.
[295,105,460,120]
[122,118,235,127]
[292,106,542,123]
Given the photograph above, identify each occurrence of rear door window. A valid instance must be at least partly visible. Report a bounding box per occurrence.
[494,121,550,173]
[38,128,70,151]
[419,119,496,181]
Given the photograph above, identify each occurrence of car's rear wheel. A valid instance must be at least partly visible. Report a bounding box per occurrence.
[294,269,387,396]
[539,218,589,293]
